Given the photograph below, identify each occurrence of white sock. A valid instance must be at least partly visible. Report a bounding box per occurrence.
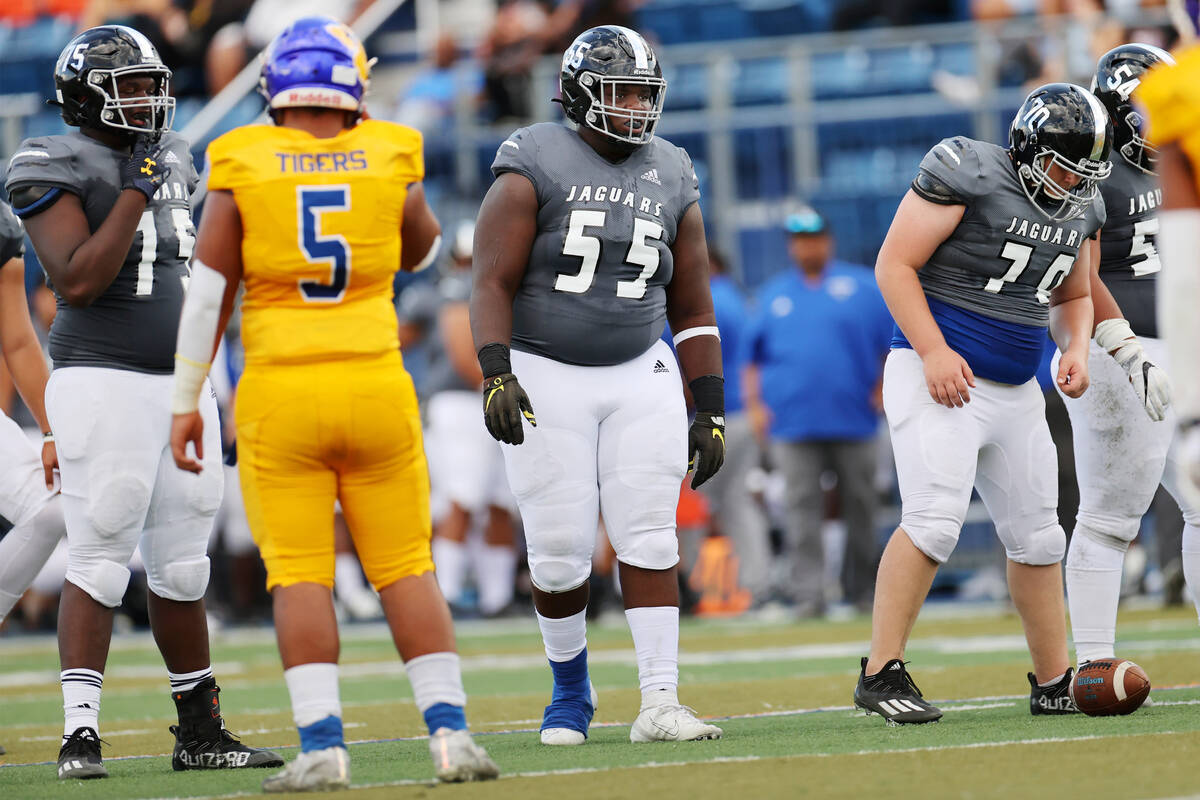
[475,545,516,615]
[1038,670,1067,687]
[0,499,66,620]
[405,652,467,711]
[1065,528,1125,664]
[61,668,103,737]
[536,609,587,662]
[168,666,213,694]
[334,553,368,594]
[284,663,342,727]
[625,606,680,707]
[431,538,468,603]
[1183,522,1200,622]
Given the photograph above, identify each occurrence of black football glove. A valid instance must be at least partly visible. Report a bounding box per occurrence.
[483,372,537,445]
[688,411,725,489]
[121,136,167,200]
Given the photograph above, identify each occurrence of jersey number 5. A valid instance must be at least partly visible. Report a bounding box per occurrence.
[297,185,351,302]
[555,209,664,299]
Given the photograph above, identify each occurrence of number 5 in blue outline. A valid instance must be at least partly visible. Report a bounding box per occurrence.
[297,185,351,302]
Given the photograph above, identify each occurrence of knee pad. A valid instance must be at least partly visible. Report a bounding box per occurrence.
[1070,521,1130,554]
[898,516,961,564]
[527,525,591,593]
[1006,523,1067,566]
[88,471,153,536]
[66,558,131,608]
[186,464,224,517]
[148,555,211,602]
[613,528,679,571]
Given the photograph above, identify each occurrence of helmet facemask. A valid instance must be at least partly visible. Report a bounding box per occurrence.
[577,73,665,146]
[84,64,175,137]
[1018,146,1111,222]
[1118,108,1159,174]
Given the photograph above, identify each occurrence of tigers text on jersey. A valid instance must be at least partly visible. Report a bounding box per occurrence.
[491,122,700,366]
[205,120,423,366]
[1097,158,1160,337]
[4,131,198,373]
[912,137,1106,328]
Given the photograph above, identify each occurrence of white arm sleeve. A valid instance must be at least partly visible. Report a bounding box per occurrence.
[171,260,227,414]
[1158,208,1200,420]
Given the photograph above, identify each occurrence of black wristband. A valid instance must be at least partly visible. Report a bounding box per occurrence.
[477,342,512,379]
[689,375,724,414]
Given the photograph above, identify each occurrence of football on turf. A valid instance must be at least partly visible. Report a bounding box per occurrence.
[1070,659,1150,716]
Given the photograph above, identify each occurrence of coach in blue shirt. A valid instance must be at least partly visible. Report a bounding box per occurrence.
[743,208,894,615]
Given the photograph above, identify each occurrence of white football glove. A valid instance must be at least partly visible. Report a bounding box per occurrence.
[1094,318,1172,422]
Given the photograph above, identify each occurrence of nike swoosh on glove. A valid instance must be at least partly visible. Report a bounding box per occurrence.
[688,411,725,489]
[1096,318,1172,422]
[121,135,168,200]
[482,373,536,445]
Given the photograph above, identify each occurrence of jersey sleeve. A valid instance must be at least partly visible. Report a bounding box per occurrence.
[491,126,541,188]
[4,136,85,216]
[913,137,988,205]
[1137,45,1200,147]
[678,145,701,215]
[205,127,257,193]
[1087,194,1107,239]
[163,132,200,195]
[0,201,24,263]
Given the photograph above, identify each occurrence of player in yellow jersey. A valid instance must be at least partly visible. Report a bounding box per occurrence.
[1140,30,1200,503]
[168,17,498,792]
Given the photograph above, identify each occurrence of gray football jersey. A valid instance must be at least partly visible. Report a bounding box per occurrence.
[491,123,700,366]
[0,200,24,263]
[1097,158,1160,337]
[5,130,197,373]
[913,137,1106,327]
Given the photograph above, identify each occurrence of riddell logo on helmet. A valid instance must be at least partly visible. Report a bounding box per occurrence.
[285,90,347,107]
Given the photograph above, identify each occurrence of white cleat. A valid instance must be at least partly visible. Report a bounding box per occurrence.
[429,728,500,782]
[262,746,350,793]
[541,683,599,746]
[630,704,723,743]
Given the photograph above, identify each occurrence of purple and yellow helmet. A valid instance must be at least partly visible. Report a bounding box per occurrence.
[259,17,372,114]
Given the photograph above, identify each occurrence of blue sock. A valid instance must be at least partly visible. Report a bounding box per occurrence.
[542,648,594,734]
[423,702,467,736]
[297,715,344,752]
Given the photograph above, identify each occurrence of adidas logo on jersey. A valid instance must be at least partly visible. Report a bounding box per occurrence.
[163,150,181,165]
[640,168,662,186]
[653,359,669,373]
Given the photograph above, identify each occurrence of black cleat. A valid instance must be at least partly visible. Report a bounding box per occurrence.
[171,677,284,770]
[57,727,108,779]
[854,657,943,725]
[1029,668,1078,715]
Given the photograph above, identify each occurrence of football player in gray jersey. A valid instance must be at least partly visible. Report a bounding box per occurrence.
[853,83,1112,725]
[471,25,725,745]
[4,25,280,779]
[1057,44,1200,668]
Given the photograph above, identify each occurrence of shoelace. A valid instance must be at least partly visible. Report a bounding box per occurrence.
[872,661,926,698]
[61,729,108,755]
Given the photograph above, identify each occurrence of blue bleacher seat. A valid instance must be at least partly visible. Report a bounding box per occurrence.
[733,59,788,107]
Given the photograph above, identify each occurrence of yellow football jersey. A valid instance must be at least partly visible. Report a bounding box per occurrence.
[206,120,424,366]
[1139,45,1200,188]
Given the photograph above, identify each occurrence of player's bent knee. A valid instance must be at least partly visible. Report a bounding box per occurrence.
[186,466,224,517]
[67,558,131,608]
[899,518,959,564]
[1070,521,1130,553]
[87,473,152,536]
[1007,524,1066,566]
[149,556,211,601]
[614,529,679,571]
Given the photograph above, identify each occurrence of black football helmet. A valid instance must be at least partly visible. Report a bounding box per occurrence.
[1009,83,1113,222]
[52,25,175,138]
[559,25,666,147]
[1091,43,1175,174]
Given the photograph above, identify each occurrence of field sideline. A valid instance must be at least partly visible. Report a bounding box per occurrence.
[2,604,1198,799]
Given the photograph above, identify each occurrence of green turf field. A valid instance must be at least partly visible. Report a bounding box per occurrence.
[2,604,1198,799]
